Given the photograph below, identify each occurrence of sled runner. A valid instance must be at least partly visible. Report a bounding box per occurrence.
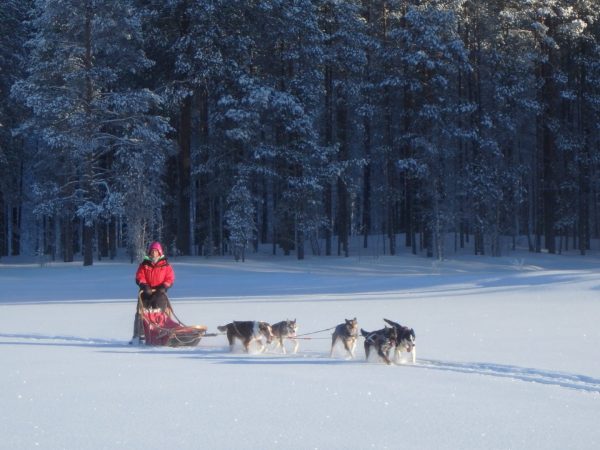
[136,291,208,347]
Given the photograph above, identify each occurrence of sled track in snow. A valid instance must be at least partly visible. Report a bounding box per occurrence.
[0,333,124,347]
[3,333,600,393]
[418,359,600,394]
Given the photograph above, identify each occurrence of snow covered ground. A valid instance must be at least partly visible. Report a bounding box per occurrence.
[1,250,600,449]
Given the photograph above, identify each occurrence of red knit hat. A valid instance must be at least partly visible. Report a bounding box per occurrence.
[147,241,163,256]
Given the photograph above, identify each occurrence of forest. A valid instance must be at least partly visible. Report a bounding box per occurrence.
[1,0,599,264]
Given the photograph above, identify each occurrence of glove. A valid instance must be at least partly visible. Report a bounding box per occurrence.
[157,284,168,294]
[140,284,152,297]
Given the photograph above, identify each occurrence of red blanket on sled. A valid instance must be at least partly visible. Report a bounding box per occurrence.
[142,310,183,346]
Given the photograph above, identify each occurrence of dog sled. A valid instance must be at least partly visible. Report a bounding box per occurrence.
[136,291,208,347]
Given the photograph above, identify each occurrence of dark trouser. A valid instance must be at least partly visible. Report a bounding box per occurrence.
[141,290,168,310]
[131,290,169,339]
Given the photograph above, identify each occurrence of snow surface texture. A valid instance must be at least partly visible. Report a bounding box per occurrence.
[1,252,600,449]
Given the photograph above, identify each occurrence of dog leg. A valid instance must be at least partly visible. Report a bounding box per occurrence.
[279,337,286,354]
[394,347,401,364]
[386,345,395,365]
[258,338,267,353]
[271,338,281,353]
[411,346,416,364]
[342,339,354,359]
[292,338,299,354]
[350,339,357,358]
[330,336,337,357]
[227,332,235,352]
[377,346,392,365]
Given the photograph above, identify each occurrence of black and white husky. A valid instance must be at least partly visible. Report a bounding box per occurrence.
[217,321,274,353]
[270,319,299,354]
[383,318,416,363]
[330,318,359,359]
[361,326,398,365]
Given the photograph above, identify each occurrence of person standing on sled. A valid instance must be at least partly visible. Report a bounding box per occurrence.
[130,241,175,344]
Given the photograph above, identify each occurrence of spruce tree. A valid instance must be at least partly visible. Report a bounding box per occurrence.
[13,0,173,264]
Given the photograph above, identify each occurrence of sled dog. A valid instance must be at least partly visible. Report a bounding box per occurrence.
[361,326,398,365]
[217,321,274,353]
[270,319,299,354]
[383,318,416,363]
[330,318,359,359]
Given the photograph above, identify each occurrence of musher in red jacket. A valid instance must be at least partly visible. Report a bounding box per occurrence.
[130,241,175,343]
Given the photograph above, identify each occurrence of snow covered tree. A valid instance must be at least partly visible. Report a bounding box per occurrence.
[452,1,531,256]
[172,0,333,259]
[0,1,31,257]
[552,1,600,254]
[388,0,474,259]
[318,0,369,256]
[484,0,599,254]
[250,0,331,259]
[3,0,600,260]
[12,0,173,264]
[579,20,600,253]
[225,175,256,261]
[140,0,224,256]
[163,0,256,256]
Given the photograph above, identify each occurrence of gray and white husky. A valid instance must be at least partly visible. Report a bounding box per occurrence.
[383,318,416,363]
[330,318,359,359]
[270,319,299,354]
[217,321,274,353]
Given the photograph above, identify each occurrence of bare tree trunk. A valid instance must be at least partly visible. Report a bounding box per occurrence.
[63,214,74,262]
[297,228,305,260]
[82,10,94,267]
[177,95,192,255]
[337,94,349,257]
[362,118,371,250]
[324,62,334,256]
[362,0,373,250]
[83,223,94,266]
[325,183,333,256]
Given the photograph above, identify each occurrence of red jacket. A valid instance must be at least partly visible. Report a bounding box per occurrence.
[135,257,175,289]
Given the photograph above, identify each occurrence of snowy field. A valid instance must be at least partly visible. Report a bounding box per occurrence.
[1,250,600,449]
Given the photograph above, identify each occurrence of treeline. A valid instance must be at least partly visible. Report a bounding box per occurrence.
[1,0,599,264]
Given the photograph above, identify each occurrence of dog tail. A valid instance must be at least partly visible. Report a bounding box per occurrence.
[383,318,401,328]
[217,325,228,332]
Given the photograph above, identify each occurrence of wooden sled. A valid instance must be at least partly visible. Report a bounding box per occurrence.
[137,291,207,347]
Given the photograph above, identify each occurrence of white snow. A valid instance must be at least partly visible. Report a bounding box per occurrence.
[2,251,600,449]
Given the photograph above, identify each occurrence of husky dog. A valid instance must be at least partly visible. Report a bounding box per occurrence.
[217,321,274,353]
[270,319,299,354]
[383,318,416,363]
[361,326,398,365]
[330,318,359,359]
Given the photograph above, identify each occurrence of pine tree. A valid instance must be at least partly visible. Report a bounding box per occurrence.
[390,0,473,258]
[12,0,173,264]
[0,1,31,257]
[173,0,332,260]
[457,0,529,256]
[225,175,256,261]
[318,0,369,256]
[166,0,256,256]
